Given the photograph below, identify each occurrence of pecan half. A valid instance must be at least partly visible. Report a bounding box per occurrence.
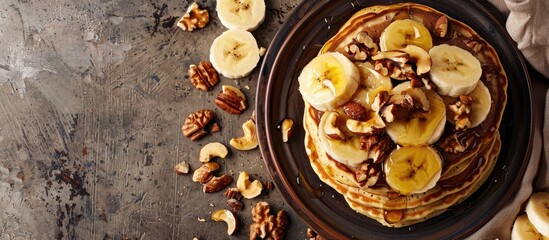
[182,109,214,140]
[224,187,243,200]
[177,2,209,32]
[464,39,483,52]
[216,85,247,114]
[355,162,381,186]
[188,61,218,91]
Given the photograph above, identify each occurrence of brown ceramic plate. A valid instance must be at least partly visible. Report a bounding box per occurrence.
[256,0,533,239]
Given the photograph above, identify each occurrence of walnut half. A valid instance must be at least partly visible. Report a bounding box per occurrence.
[250,202,289,240]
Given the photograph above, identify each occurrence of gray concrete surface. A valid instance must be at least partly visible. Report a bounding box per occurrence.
[0,0,307,239]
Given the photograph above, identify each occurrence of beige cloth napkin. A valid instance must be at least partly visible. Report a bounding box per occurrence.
[468,1,549,239]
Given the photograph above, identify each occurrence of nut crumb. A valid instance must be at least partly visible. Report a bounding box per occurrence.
[197,217,206,222]
[174,161,190,174]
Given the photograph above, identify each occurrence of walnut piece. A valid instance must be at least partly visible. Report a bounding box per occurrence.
[355,162,381,187]
[177,2,209,32]
[464,39,483,52]
[250,202,289,240]
[449,95,473,131]
[438,132,476,154]
[216,85,247,114]
[359,134,392,163]
[188,61,218,91]
[343,32,379,61]
[182,109,214,141]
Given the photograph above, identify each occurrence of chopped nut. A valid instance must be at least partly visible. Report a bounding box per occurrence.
[307,228,317,238]
[343,32,378,61]
[230,119,258,150]
[236,172,263,199]
[433,15,448,38]
[174,161,190,174]
[188,61,218,91]
[400,45,432,76]
[438,132,476,154]
[372,51,410,65]
[182,109,214,141]
[323,112,346,140]
[355,162,381,186]
[280,118,294,143]
[464,39,483,52]
[346,115,386,136]
[210,122,221,132]
[211,209,239,235]
[374,59,407,80]
[216,85,247,114]
[421,77,437,91]
[227,198,244,211]
[224,188,243,200]
[371,91,390,112]
[203,174,233,193]
[177,2,209,32]
[259,47,267,57]
[406,88,430,111]
[342,101,368,121]
[379,93,414,123]
[448,96,473,131]
[359,134,392,163]
[192,162,220,183]
[199,142,228,163]
[265,181,275,191]
[409,77,425,88]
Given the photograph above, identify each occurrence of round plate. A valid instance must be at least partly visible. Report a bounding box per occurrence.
[256,0,533,239]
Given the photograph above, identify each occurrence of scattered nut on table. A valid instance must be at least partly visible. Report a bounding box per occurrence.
[188,61,218,91]
[192,162,220,183]
[177,2,209,32]
[250,201,289,240]
[236,171,262,199]
[215,85,247,114]
[224,187,242,200]
[230,118,258,150]
[203,174,233,193]
[211,209,240,235]
[280,118,294,143]
[199,142,228,163]
[174,161,190,174]
[182,109,214,141]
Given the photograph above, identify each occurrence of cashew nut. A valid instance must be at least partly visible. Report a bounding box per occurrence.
[230,119,258,151]
[199,142,228,163]
[211,209,239,235]
[236,171,263,199]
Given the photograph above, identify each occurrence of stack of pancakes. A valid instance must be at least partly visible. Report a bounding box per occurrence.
[302,3,507,227]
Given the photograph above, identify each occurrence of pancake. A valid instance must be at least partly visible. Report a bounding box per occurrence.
[299,3,507,227]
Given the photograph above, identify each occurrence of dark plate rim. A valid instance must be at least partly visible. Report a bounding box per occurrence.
[256,0,533,239]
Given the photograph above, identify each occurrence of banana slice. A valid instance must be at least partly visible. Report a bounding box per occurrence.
[469,81,492,127]
[216,0,266,31]
[210,29,261,79]
[525,192,549,237]
[298,52,360,111]
[386,82,446,146]
[512,214,549,240]
[354,62,393,109]
[384,146,442,195]
[317,111,368,167]
[379,19,433,51]
[429,44,482,97]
